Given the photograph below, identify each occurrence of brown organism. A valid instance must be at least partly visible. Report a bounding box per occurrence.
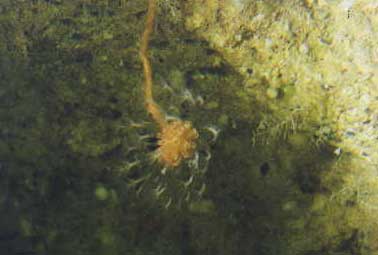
[139,0,199,168]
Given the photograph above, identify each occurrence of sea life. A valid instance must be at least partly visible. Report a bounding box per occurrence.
[139,0,199,169]
[155,120,198,167]
[117,0,223,208]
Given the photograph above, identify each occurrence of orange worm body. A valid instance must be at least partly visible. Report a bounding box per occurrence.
[140,0,199,168]
[139,0,167,128]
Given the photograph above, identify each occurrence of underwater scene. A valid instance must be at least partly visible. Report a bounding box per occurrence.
[1,0,378,254]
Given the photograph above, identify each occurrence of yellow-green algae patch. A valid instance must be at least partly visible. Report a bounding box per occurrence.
[183,0,378,254]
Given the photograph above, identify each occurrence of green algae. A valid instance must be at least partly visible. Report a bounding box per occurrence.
[183,0,378,254]
[0,1,242,254]
[1,0,377,255]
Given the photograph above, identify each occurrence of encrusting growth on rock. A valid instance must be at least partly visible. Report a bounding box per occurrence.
[139,0,199,168]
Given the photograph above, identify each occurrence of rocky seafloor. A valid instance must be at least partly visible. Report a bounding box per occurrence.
[1,0,378,254]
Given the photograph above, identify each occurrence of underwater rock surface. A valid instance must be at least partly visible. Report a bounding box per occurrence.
[184,0,378,162]
[184,0,378,254]
[1,0,378,254]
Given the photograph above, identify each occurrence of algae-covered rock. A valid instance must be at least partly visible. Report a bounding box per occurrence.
[184,0,378,157]
[183,0,378,254]
[2,0,378,254]
[0,0,244,254]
